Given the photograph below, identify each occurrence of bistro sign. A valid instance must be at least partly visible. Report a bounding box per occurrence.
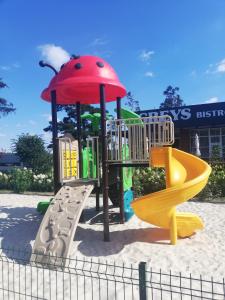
[136,102,225,128]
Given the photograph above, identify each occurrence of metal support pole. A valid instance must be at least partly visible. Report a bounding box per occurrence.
[51,90,60,194]
[76,102,85,223]
[95,138,100,211]
[139,262,147,300]
[100,84,110,241]
[95,184,100,211]
[117,97,125,223]
[76,102,83,178]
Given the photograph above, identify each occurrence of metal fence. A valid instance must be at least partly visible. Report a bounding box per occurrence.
[0,247,224,300]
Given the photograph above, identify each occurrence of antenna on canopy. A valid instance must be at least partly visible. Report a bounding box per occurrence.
[39,60,58,75]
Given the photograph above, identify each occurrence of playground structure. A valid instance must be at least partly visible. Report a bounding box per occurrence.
[32,55,211,265]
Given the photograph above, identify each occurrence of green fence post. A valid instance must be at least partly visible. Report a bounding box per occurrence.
[139,261,147,300]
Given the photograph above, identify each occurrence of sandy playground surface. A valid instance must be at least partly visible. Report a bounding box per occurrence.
[0,193,225,280]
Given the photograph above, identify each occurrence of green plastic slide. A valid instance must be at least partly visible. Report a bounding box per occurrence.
[118,108,143,125]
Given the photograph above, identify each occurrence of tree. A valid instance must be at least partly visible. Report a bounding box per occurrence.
[159,85,185,109]
[0,78,16,117]
[43,104,102,146]
[12,134,52,174]
[125,92,141,112]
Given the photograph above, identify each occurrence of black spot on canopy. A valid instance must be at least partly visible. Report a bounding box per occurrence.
[96,61,104,68]
[74,63,82,69]
[71,54,80,59]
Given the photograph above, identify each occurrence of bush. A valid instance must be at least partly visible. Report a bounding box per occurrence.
[197,163,225,201]
[0,168,53,193]
[0,171,10,190]
[10,168,32,193]
[133,163,225,202]
[133,167,165,197]
[31,173,53,192]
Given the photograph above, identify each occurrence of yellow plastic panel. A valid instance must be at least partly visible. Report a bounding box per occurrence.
[63,150,78,178]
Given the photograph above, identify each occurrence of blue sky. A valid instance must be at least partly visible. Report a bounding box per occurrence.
[1,0,225,151]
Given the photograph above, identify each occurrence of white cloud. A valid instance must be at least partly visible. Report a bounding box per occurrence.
[42,113,52,122]
[0,133,6,137]
[0,66,11,71]
[28,120,37,126]
[205,97,219,104]
[190,70,197,77]
[90,37,108,47]
[38,44,70,70]
[41,113,62,123]
[42,131,52,139]
[0,63,20,71]
[92,50,113,58]
[216,58,225,73]
[89,37,112,58]
[205,59,225,74]
[205,64,213,74]
[145,71,154,77]
[139,50,154,62]
[12,63,20,68]
[42,131,52,146]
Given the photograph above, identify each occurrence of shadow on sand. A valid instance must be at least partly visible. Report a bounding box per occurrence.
[0,204,172,261]
[75,208,172,257]
[75,226,171,257]
[0,205,43,261]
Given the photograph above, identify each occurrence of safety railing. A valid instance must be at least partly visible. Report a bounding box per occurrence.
[107,115,174,163]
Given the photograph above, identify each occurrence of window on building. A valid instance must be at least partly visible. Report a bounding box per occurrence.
[173,129,180,148]
[190,128,225,159]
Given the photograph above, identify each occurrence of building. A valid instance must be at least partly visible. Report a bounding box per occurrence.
[0,153,23,171]
[137,102,225,159]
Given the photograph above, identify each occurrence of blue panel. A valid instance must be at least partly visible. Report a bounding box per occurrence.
[137,102,225,128]
[124,189,134,221]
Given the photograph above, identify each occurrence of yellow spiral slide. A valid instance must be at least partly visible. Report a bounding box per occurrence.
[131,147,211,245]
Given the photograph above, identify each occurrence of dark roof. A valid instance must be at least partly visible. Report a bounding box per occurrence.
[0,153,21,165]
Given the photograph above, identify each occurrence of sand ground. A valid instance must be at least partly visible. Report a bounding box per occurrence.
[0,193,225,280]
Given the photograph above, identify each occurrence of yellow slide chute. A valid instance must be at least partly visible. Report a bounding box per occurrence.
[131,147,211,245]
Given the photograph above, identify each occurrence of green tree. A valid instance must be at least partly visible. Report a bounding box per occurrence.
[159,85,185,109]
[0,78,16,117]
[12,134,52,174]
[43,104,102,146]
[125,91,141,112]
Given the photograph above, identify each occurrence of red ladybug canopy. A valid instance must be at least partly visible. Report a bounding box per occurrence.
[41,55,126,104]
